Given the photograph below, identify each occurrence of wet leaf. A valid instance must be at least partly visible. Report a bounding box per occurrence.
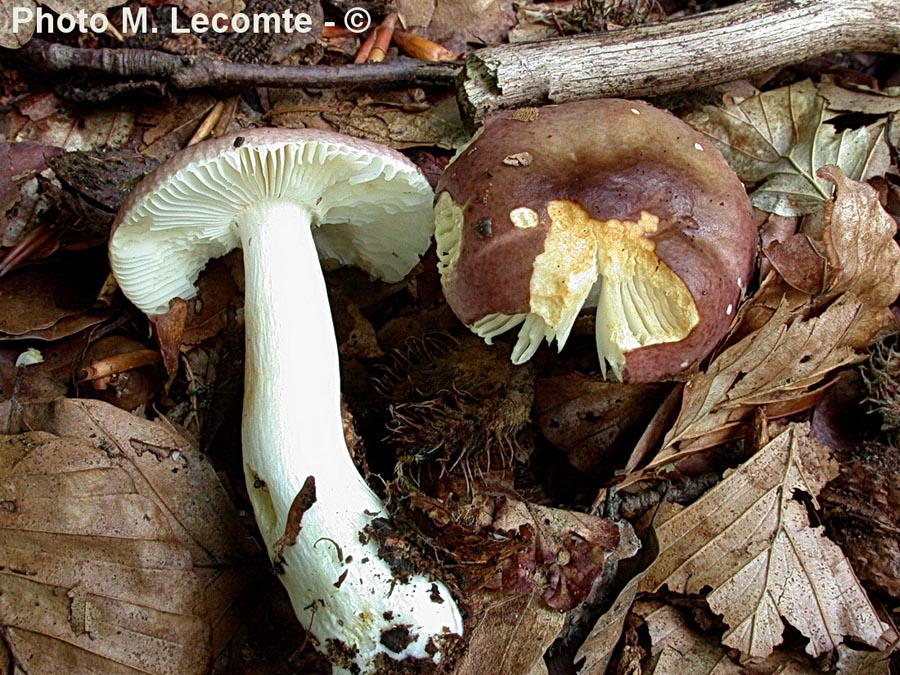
[0,398,257,674]
[322,97,468,150]
[687,80,891,216]
[641,424,886,659]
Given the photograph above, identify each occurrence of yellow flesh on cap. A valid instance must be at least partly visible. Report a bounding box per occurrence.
[469,200,699,379]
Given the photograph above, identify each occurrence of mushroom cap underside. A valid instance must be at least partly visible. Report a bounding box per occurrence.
[110,128,434,316]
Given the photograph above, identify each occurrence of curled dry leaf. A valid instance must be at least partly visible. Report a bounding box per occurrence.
[0,398,257,674]
[655,167,900,459]
[687,79,890,216]
[641,423,887,659]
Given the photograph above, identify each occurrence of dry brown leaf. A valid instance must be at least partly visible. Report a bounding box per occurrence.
[0,398,257,674]
[0,261,110,341]
[534,375,668,474]
[322,97,468,150]
[575,541,657,675]
[396,0,516,50]
[817,77,900,116]
[11,94,137,151]
[687,80,891,216]
[635,601,830,675]
[0,0,36,49]
[659,296,871,454]
[451,592,563,675]
[820,166,900,305]
[763,234,828,295]
[835,645,891,675]
[654,168,900,460]
[641,424,886,659]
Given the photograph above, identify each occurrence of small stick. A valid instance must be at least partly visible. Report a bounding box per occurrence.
[353,27,378,63]
[78,349,162,382]
[187,100,226,145]
[0,224,58,277]
[212,95,240,137]
[392,31,458,62]
[11,39,460,91]
[367,12,397,63]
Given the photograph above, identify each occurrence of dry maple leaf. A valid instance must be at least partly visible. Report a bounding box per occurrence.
[687,79,890,216]
[640,423,886,659]
[653,167,900,459]
[0,398,257,674]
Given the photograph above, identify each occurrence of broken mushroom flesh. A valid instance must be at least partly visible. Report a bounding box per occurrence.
[109,129,463,673]
[435,99,758,382]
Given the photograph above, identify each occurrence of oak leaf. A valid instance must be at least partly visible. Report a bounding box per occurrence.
[641,424,886,659]
[687,80,890,216]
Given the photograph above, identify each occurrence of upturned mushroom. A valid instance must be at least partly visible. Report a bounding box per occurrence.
[434,99,757,382]
[109,129,463,673]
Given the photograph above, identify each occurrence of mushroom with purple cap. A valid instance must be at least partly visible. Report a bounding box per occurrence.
[108,128,464,674]
[434,99,758,382]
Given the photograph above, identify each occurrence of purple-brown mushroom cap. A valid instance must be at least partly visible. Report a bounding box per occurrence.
[434,99,757,382]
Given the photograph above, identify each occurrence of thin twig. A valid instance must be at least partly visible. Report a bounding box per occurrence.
[11,39,460,91]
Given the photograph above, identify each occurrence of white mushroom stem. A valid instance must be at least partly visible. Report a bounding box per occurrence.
[238,200,463,672]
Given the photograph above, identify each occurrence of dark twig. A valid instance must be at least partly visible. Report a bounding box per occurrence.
[12,39,461,91]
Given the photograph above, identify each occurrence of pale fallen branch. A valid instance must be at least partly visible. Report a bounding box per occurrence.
[458,0,900,121]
